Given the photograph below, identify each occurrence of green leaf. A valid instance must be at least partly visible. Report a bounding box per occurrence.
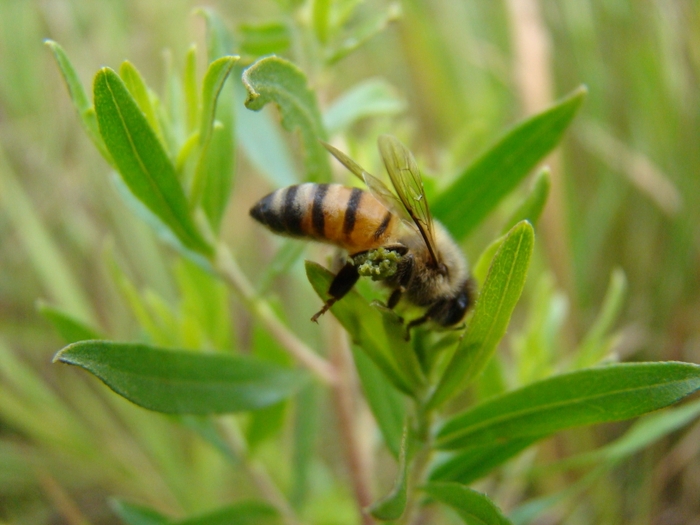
[184,45,199,133]
[433,86,586,241]
[198,56,238,148]
[435,362,700,450]
[305,261,415,396]
[572,268,627,369]
[36,300,102,344]
[312,0,331,44]
[290,384,318,509]
[243,56,331,181]
[119,61,162,142]
[428,437,541,485]
[173,501,280,525]
[110,499,169,525]
[549,397,700,471]
[93,68,212,255]
[352,346,406,457]
[191,56,238,225]
[422,482,512,525]
[325,3,402,65]
[368,423,409,520]
[500,167,550,235]
[428,221,534,409]
[239,22,291,56]
[197,8,237,60]
[323,78,405,135]
[53,340,307,414]
[44,40,112,163]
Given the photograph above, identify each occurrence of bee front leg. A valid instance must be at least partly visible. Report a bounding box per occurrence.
[311,260,360,322]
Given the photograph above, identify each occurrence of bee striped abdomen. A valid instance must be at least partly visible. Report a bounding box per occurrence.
[250,183,398,254]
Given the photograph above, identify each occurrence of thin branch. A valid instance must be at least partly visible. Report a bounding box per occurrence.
[214,243,338,385]
[330,322,376,525]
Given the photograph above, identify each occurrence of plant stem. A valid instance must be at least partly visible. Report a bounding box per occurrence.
[330,323,376,525]
[214,243,337,385]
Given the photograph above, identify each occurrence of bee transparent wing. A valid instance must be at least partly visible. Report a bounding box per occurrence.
[321,140,414,225]
[378,134,441,265]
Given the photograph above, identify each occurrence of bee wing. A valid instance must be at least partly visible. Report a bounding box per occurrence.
[321,140,414,225]
[378,134,441,265]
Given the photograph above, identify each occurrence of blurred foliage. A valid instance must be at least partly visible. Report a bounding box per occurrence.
[1,1,699,525]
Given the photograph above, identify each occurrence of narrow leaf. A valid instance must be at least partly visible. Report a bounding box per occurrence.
[433,86,586,240]
[93,68,212,255]
[173,501,280,525]
[369,423,409,520]
[353,347,406,457]
[428,221,534,410]
[428,437,541,485]
[501,167,550,235]
[110,499,169,525]
[37,300,102,343]
[323,78,405,135]
[243,56,331,181]
[184,45,199,133]
[119,61,162,141]
[198,56,238,147]
[423,482,512,525]
[305,261,415,396]
[53,340,307,414]
[239,22,291,56]
[196,8,237,60]
[44,40,112,162]
[572,268,627,369]
[436,362,700,450]
[191,56,238,223]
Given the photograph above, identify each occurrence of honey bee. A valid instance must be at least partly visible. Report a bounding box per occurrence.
[249,135,474,335]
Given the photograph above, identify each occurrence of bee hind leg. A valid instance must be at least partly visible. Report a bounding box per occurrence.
[311,260,360,322]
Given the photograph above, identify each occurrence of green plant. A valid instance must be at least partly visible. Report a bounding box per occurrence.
[31,5,700,525]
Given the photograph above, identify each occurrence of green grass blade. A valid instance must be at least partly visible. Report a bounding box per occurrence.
[53,341,307,414]
[428,221,534,410]
[184,45,199,133]
[243,56,331,181]
[435,362,700,450]
[422,482,513,525]
[44,40,112,163]
[93,67,212,255]
[433,86,586,241]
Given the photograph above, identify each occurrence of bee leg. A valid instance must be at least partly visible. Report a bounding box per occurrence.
[311,261,360,323]
[387,288,404,309]
[403,299,448,340]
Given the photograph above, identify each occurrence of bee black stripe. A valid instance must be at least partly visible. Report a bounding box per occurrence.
[343,188,363,235]
[373,210,393,240]
[259,193,285,233]
[312,184,328,236]
[282,185,303,235]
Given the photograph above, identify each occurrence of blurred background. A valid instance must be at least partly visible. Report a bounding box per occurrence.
[0,0,699,524]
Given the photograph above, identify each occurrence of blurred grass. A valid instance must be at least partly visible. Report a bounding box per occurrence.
[0,0,699,524]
